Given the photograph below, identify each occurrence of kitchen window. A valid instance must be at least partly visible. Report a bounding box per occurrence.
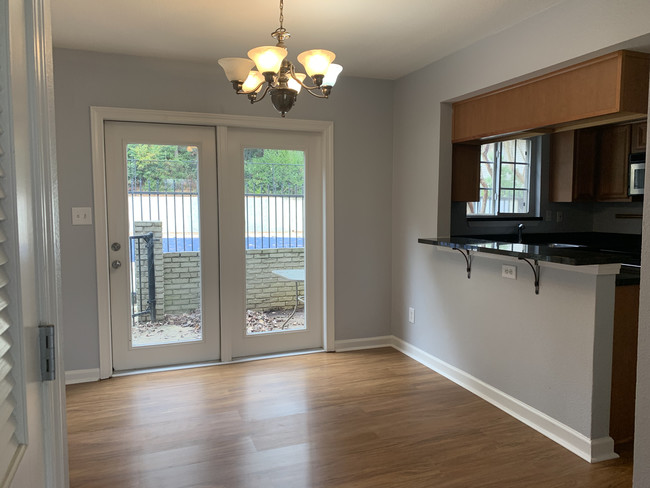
[467,138,536,217]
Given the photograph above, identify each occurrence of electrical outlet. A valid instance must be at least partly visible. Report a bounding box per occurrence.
[502,264,517,280]
[545,210,553,222]
[72,207,92,226]
[408,307,415,324]
[556,210,563,223]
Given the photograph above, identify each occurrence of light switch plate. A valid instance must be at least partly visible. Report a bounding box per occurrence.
[408,307,415,324]
[72,207,92,225]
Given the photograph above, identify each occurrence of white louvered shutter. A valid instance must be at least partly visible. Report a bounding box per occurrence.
[0,221,17,478]
[0,43,21,480]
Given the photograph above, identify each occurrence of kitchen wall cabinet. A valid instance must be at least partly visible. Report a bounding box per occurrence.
[631,121,647,153]
[451,143,480,202]
[610,284,640,447]
[452,50,650,143]
[549,128,597,202]
[596,124,632,202]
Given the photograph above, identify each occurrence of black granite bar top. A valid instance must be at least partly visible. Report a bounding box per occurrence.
[418,236,639,267]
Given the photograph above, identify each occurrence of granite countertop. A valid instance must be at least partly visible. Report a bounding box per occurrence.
[418,235,640,267]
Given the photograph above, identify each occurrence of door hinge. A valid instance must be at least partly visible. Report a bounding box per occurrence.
[39,324,56,381]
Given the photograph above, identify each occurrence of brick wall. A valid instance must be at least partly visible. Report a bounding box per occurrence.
[163,252,201,314]
[246,248,304,311]
[132,220,303,317]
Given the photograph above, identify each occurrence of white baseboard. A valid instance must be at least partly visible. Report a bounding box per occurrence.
[65,368,101,385]
[334,335,393,352]
[391,336,617,463]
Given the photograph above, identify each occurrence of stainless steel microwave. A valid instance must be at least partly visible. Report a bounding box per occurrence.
[629,153,646,196]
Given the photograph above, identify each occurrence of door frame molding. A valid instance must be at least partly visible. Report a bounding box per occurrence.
[90,107,335,378]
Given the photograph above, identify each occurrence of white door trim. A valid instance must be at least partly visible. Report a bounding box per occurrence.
[90,107,335,378]
[24,0,69,485]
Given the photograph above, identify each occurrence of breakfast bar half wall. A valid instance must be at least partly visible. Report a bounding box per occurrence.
[415,238,624,462]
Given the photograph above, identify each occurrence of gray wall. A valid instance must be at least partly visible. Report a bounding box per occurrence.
[53,48,394,370]
[634,76,650,487]
[390,0,650,477]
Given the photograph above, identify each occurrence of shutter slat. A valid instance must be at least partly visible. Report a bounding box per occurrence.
[0,414,16,455]
[0,311,8,336]
[0,353,12,395]
[0,268,7,288]
[0,375,14,407]
[0,399,16,434]
[0,333,10,363]
[0,289,9,313]
[0,247,7,266]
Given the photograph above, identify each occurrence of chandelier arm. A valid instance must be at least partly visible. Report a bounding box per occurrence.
[303,88,328,99]
[287,65,323,91]
[249,84,272,104]
[236,80,267,96]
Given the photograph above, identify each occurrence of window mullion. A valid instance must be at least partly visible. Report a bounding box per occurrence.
[495,143,502,216]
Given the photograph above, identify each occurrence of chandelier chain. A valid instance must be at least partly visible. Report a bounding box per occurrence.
[279,0,284,29]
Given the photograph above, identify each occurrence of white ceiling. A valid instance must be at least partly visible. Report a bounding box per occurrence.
[51,0,567,80]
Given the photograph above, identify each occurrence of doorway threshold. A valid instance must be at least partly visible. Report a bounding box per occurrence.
[112,348,326,377]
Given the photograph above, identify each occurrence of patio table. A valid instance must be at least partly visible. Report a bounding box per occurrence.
[271,269,305,329]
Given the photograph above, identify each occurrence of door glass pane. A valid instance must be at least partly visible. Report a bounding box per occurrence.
[244,148,306,335]
[127,144,202,347]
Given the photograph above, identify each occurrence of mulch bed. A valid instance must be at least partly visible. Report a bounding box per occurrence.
[133,308,305,343]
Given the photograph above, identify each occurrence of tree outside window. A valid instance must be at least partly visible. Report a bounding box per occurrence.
[467,138,531,216]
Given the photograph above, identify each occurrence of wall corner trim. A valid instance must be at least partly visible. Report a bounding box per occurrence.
[334,336,393,352]
[64,369,101,385]
[390,335,617,463]
[335,335,618,463]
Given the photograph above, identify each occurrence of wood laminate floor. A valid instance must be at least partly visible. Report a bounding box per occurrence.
[66,348,632,488]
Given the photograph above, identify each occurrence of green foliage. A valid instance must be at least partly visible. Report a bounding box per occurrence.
[244,149,305,195]
[127,145,305,196]
[127,144,198,191]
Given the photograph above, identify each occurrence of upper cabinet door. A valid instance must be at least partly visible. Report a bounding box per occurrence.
[597,124,632,202]
[631,122,647,153]
[549,129,597,203]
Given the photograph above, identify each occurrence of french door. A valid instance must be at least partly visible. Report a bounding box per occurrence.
[221,128,324,359]
[104,121,325,370]
[105,122,220,370]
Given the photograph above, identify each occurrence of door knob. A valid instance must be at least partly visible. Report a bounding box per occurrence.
[111,260,122,269]
[111,242,121,251]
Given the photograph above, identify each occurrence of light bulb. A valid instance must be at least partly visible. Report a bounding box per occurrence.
[322,64,343,87]
[247,46,287,74]
[297,50,335,78]
[241,71,266,93]
[287,73,307,93]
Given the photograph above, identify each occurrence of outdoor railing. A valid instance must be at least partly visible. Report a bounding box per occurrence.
[127,181,305,250]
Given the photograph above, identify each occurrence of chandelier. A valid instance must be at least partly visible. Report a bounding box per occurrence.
[218,0,342,117]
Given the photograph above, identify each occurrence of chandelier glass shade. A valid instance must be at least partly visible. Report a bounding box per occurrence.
[217,0,342,117]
